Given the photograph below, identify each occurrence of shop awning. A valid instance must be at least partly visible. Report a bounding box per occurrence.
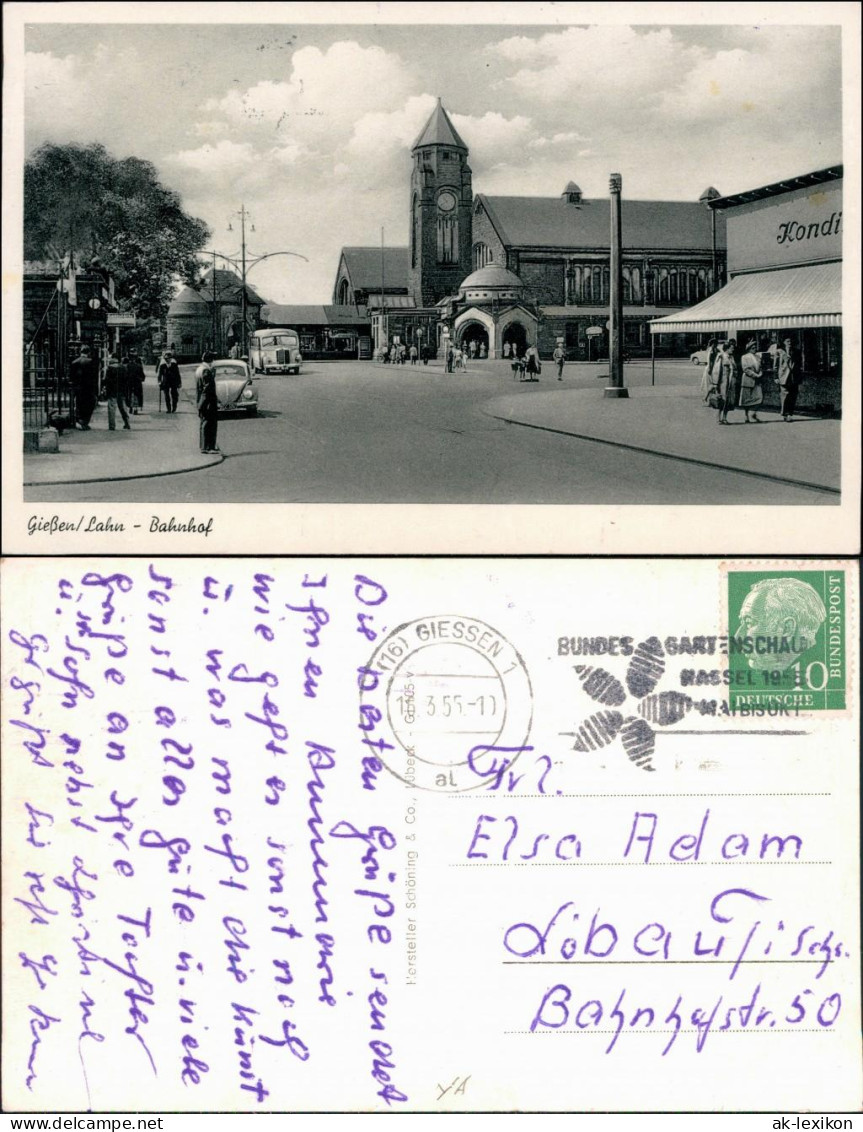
[649,261,841,334]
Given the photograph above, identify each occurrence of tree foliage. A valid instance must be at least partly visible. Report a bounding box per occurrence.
[25,142,210,318]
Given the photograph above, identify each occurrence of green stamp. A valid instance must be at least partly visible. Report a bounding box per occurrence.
[727,569,846,711]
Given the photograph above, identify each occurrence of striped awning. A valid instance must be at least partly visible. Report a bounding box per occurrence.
[649,261,841,334]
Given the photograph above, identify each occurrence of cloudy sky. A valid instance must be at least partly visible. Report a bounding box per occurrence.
[23,10,845,304]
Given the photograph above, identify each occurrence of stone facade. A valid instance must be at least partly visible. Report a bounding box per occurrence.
[407,100,473,307]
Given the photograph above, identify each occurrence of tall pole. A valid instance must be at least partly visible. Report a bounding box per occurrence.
[604,172,628,399]
[380,226,387,353]
[240,203,248,356]
[212,250,218,355]
[711,208,718,293]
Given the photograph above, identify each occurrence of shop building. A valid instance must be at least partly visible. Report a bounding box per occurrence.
[650,165,842,413]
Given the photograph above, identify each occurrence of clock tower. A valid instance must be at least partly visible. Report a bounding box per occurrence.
[408,98,473,306]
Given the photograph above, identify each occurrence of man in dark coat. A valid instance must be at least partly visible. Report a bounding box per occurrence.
[127,353,146,413]
[195,351,219,454]
[104,350,131,430]
[157,350,182,413]
[70,345,98,429]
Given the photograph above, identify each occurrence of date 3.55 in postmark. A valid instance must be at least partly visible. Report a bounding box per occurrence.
[725,568,847,712]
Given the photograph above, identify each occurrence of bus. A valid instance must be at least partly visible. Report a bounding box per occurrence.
[248,329,303,375]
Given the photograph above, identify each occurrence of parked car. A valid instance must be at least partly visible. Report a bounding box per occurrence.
[690,348,712,366]
[212,359,258,416]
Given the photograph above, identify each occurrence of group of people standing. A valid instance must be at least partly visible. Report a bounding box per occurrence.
[66,345,219,456]
[157,349,220,453]
[381,343,431,365]
[701,336,801,425]
[69,346,147,431]
[511,344,542,382]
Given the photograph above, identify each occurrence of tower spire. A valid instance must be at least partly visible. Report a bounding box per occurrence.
[411,99,468,152]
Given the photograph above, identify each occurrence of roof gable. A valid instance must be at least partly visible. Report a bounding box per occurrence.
[199,267,266,305]
[476,194,726,252]
[340,246,409,291]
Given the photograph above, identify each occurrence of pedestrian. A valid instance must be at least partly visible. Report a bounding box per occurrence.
[70,345,98,429]
[716,340,740,425]
[196,351,220,454]
[553,342,566,380]
[525,345,541,381]
[120,354,136,415]
[446,345,454,373]
[469,339,477,359]
[409,344,418,365]
[512,352,526,381]
[157,350,182,413]
[104,350,131,430]
[775,336,801,422]
[421,345,429,366]
[699,339,721,403]
[229,342,240,360]
[503,342,511,359]
[127,353,146,413]
[739,338,763,423]
[479,341,487,359]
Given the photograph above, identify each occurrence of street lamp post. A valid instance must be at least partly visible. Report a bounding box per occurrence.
[205,207,308,358]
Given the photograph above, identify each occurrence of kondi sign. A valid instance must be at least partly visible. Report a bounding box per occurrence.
[726,180,842,274]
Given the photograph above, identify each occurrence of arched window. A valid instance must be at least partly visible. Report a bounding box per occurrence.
[438,217,458,264]
[437,189,459,265]
[593,266,603,302]
[630,265,641,303]
[337,279,350,305]
[657,268,669,303]
[473,243,493,269]
[602,266,610,304]
[411,194,419,270]
[571,265,582,304]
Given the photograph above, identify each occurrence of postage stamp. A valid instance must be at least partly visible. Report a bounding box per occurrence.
[360,615,533,792]
[726,568,847,712]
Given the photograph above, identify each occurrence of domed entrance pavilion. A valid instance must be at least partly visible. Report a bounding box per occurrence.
[446,265,539,359]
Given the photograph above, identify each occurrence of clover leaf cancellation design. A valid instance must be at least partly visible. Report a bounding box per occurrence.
[569,637,696,772]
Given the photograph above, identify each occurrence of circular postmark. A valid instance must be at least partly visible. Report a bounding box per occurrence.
[360,615,533,792]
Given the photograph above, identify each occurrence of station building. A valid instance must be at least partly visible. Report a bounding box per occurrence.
[333,99,727,359]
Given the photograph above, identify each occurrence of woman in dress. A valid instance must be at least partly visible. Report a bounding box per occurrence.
[700,339,720,403]
[716,340,740,425]
[739,338,763,424]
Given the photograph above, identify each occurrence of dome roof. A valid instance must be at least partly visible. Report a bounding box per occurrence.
[461,265,524,290]
[167,286,208,315]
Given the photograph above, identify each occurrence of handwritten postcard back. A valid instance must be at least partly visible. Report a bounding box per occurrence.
[2,557,860,1112]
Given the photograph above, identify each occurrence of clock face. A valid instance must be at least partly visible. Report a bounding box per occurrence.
[438,190,456,213]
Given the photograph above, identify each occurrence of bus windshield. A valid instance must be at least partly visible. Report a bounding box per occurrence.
[258,333,297,348]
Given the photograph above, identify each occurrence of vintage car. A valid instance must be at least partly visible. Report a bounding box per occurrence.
[212,359,258,416]
[249,328,303,375]
[691,347,713,366]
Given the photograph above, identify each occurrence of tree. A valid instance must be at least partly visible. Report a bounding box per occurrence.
[25,142,210,318]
